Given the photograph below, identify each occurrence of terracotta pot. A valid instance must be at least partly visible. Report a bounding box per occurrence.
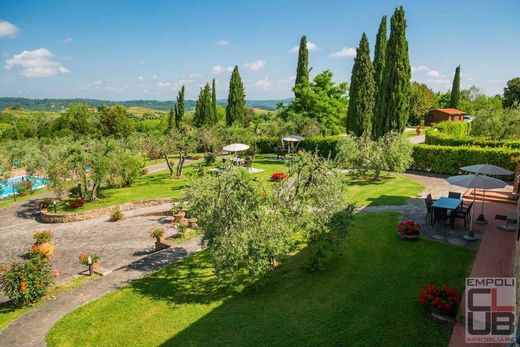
[398,233,420,240]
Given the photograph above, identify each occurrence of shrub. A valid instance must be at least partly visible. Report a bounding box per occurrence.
[412,144,520,175]
[78,253,100,266]
[204,153,216,166]
[270,172,287,181]
[0,257,55,306]
[109,209,123,222]
[33,230,53,244]
[150,228,165,240]
[38,198,53,210]
[432,121,470,137]
[425,131,520,148]
[15,180,33,196]
[31,230,54,259]
[397,220,421,236]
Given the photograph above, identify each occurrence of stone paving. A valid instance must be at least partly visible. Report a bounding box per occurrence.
[0,237,202,347]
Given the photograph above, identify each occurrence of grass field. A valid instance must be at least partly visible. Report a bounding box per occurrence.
[0,188,48,209]
[53,155,422,213]
[46,212,475,347]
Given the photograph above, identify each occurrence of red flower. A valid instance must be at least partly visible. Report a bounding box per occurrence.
[20,281,27,292]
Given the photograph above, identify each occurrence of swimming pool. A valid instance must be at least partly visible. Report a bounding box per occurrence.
[0,176,48,199]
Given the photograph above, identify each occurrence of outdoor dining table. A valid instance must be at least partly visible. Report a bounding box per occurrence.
[231,157,244,166]
[431,197,463,224]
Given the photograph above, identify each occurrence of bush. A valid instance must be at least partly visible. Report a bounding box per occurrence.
[412,144,520,175]
[432,121,470,137]
[78,253,100,266]
[33,230,53,244]
[204,153,216,166]
[38,198,53,209]
[425,131,520,148]
[0,257,55,306]
[15,180,33,196]
[109,209,124,222]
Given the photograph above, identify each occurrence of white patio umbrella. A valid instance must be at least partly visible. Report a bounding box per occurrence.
[447,174,507,240]
[223,143,250,153]
[461,164,513,223]
[281,135,304,154]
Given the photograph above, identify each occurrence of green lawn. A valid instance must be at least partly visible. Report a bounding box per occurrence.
[0,188,48,209]
[344,175,424,206]
[0,274,100,331]
[47,212,474,347]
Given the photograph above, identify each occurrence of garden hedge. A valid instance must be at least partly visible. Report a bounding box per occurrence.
[432,121,470,137]
[411,144,520,175]
[425,131,520,149]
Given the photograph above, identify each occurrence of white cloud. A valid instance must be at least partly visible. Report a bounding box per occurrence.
[412,65,450,86]
[4,48,70,77]
[290,41,317,52]
[245,59,266,71]
[157,81,172,88]
[0,20,19,39]
[211,65,233,74]
[61,37,73,44]
[152,74,160,80]
[92,80,103,85]
[329,47,356,58]
[426,70,440,77]
[215,40,230,46]
[254,77,271,90]
[137,75,144,81]
[277,75,296,84]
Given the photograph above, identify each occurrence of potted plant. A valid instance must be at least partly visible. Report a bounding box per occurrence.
[31,230,55,259]
[397,220,421,240]
[150,228,166,243]
[419,284,461,321]
[78,253,100,270]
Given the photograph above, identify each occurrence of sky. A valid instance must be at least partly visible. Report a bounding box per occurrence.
[0,0,519,101]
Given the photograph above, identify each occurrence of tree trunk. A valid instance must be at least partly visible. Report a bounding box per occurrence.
[164,154,174,177]
[90,182,98,201]
[176,152,186,177]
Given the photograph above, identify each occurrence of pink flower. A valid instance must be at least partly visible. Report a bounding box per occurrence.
[52,269,62,277]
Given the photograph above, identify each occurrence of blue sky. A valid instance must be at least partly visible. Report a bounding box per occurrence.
[0,0,519,100]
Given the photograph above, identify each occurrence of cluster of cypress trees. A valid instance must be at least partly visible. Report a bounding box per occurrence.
[449,65,461,109]
[347,6,411,138]
[194,80,218,127]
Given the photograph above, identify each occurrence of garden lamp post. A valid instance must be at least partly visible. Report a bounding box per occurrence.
[53,200,57,213]
[87,256,93,276]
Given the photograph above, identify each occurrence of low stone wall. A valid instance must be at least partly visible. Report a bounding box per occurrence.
[40,197,173,223]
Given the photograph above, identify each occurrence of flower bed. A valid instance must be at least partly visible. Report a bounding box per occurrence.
[270,172,287,182]
[419,284,461,318]
[397,220,420,239]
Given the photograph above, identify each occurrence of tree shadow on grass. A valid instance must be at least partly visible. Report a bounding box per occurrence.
[363,194,411,207]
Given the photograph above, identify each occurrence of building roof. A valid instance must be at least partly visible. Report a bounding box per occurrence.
[432,108,466,115]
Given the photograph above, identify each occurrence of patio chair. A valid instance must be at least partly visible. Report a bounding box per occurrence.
[424,194,437,221]
[432,207,453,228]
[244,157,253,169]
[451,202,473,230]
[448,191,461,199]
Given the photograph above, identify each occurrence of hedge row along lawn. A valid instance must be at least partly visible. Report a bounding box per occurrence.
[46,212,475,347]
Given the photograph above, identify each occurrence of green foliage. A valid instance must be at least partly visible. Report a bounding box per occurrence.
[374,6,411,137]
[436,86,503,115]
[470,105,520,140]
[280,71,348,135]
[409,82,437,125]
[194,84,214,127]
[449,65,461,108]
[431,121,470,137]
[503,77,520,108]
[14,180,33,196]
[294,35,309,99]
[54,103,98,137]
[336,132,413,178]
[0,257,54,306]
[211,79,218,125]
[425,131,520,148]
[98,105,134,138]
[175,86,185,129]
[411,144,520,174]
[33,230,53,244]
[373,15,387,136]
[166,107,174,132]
[226,66,246,126]
[110,209,124,222]
[347,33,375,136]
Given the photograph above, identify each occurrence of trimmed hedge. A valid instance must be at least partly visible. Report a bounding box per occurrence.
[256,136,341,158]
[433,121,470,137]
[425,131,520,149]
[412,144,520,175]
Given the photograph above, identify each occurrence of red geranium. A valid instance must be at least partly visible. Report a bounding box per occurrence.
[397,220,421,236]
[419,284,461,316]
[270,172,287,182]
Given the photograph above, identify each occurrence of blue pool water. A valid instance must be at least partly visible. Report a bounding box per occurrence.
[0,176,48,199]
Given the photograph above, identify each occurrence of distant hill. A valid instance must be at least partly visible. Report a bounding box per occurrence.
[0,97,292,112]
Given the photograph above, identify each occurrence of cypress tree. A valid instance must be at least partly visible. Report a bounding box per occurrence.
[226,66,246,126]
[449,65,461,109]
[377,6,411,136]
[194,84,212,128]
[372,15,387,137]
[347,33,375,136]
[294,35,309,99]
[167,107,174,132]
[211,78,218,124]
[175,86,185,129]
